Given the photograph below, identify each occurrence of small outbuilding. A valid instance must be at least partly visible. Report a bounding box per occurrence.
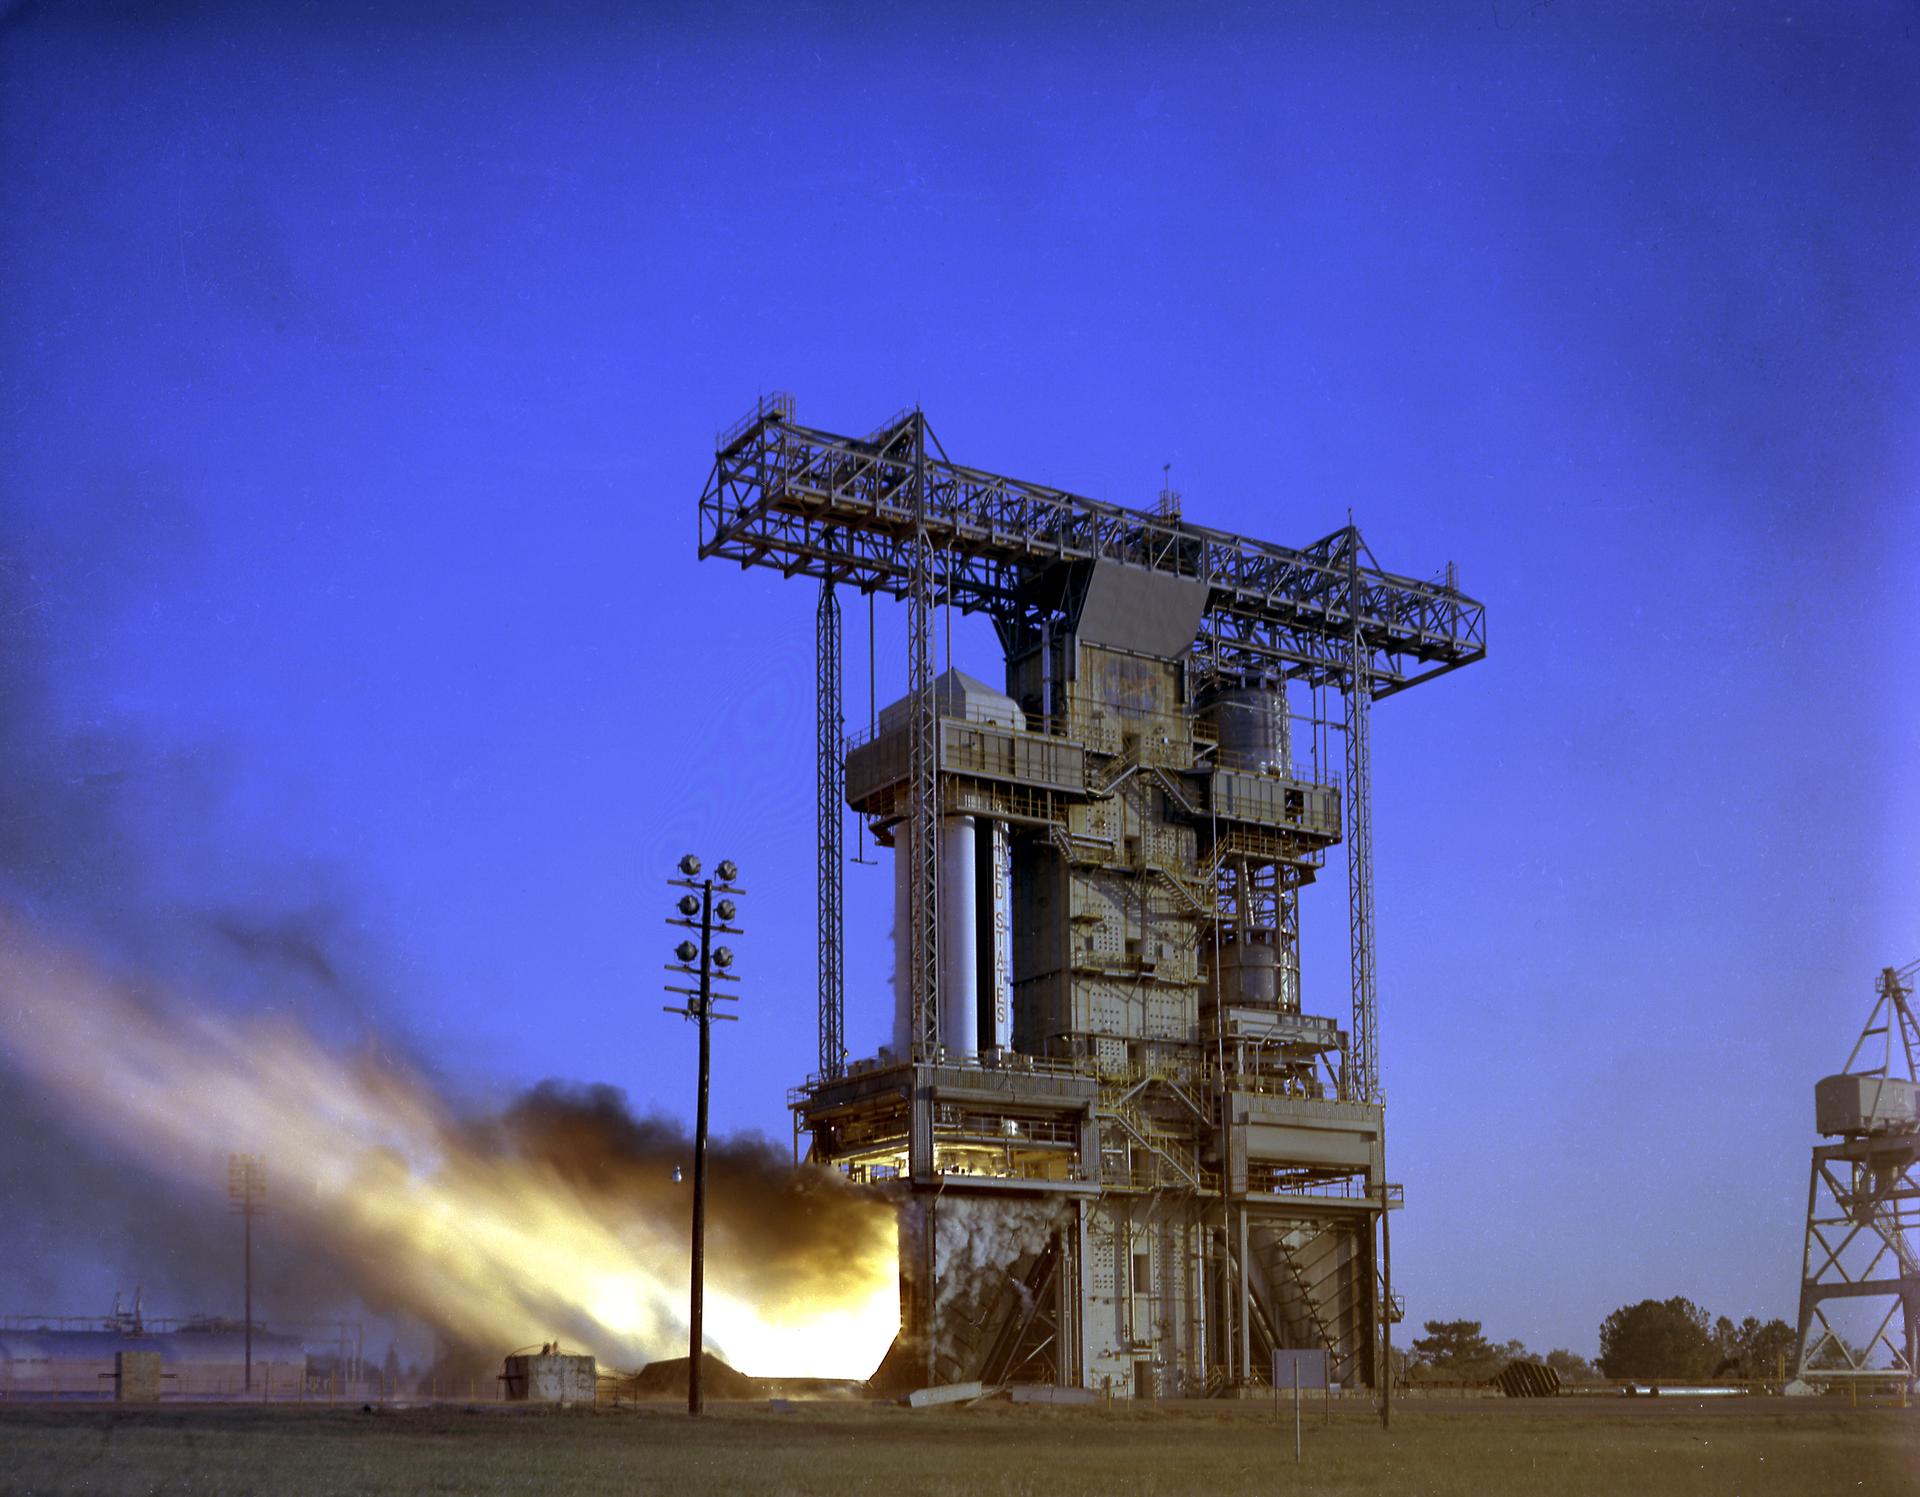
[114,1351,161,1403]
[502,1348,597,1406]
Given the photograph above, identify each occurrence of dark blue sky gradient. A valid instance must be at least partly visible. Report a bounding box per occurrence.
[3,2,1916,1356]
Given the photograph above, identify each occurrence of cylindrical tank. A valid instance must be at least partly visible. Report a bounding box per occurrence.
[894,815,1009,1058]
[892,830,912,1058]
[1206,686,1289,775]
[1218,928,1286,1010]
[939,816,978,1056]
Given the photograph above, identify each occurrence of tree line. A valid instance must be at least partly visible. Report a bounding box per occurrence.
[1407,1299,1801,1384]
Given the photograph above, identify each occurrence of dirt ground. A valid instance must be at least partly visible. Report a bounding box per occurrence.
[0,1395,1913,1496]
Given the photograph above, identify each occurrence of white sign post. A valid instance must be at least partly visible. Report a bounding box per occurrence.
[1271,1350,1328,1463]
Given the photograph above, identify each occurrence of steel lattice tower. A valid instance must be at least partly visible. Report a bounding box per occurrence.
[1795,960,1920,1385]
[816,578,845,1081]
[1343,572,1378,1104]
[906,413,941,1067]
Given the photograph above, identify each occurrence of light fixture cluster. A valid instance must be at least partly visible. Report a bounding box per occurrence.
[663,853,744,1024]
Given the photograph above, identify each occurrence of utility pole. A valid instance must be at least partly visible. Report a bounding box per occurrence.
[227,1154,266,1395]
[664,853,744,1417]
[1381,1186,1393,1430]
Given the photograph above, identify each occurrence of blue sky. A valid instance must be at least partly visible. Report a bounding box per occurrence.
[2,1,1915,1357]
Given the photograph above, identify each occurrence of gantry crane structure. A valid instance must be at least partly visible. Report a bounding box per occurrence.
[1795,959,1920,1385]
[697,395,1485,1395]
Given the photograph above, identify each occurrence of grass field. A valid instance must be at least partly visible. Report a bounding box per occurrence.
[1,1397,1913,1496]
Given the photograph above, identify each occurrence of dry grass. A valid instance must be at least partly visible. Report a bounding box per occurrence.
[0,1396,1913,1496]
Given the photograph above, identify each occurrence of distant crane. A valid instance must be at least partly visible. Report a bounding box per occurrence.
[1794,959,1920,1384]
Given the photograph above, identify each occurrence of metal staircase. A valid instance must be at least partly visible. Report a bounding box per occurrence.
[1269,1227,1338,1360]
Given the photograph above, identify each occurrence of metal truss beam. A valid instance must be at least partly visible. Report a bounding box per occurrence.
[1842,962,1920,1081]
[699,408,1485,696]
[816,578,845,1081]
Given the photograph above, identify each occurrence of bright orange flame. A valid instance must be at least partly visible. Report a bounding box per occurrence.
[0,918,898,1378]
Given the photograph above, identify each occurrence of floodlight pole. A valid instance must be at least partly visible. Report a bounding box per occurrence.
[244,1191,253,1392]
[227,1154,266,1396]
[664,855,743,1419]
[690,875,712,1418]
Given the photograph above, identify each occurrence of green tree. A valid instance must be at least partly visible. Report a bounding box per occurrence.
[1713,1316,1796,1378]
[1545,1348,1599,1384]
[1596,1298,1718,1380]
[1409,1320,1501,1381]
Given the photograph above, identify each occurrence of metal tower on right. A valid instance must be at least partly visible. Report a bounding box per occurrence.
[1794,958,1920,1384]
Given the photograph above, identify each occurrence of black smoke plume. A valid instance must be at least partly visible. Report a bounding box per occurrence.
[493,1082,887,1307]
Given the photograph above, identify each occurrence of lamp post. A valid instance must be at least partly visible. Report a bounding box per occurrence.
[227,1154,266,1395]
[664,852,743,1418]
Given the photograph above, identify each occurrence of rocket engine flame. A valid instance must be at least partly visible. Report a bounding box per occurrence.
[0,915,898,1379]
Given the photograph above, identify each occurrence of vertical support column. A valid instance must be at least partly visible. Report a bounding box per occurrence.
[1072,1198,1090,1388]
[817,579,844,1081]
[1040,619,1053,732]
[1213,1217,1228,1382]
[907,411,941,1063]
[1896,1282,1912,1389]
[242,1192,253,1394]
[1190,1208,1206,1392]
[1381,1188,1394,1424]
[1060,1210,1080,1387]
[1793,1153,1823,1379]
[1344,532,1379,1104]
[1237,1204,1252,1385]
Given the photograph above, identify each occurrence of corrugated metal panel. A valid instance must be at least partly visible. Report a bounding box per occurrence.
[1495,1361,1562,1398]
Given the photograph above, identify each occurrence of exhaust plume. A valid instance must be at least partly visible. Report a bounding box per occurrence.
[0,915,899,1377]
[1,509,897,1374]
[903,1196,1065,1358]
